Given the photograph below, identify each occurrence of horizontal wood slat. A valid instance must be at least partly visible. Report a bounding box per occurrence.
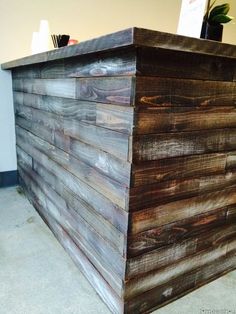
[133,129,236,161]
[15,104,131,162]
[130,171,236,210]
[14,92,134,134]
[13,77,134,105]
[137,47,235,81]
[135,77,235,108]
[124,251,236,313]
[127,205,235,256]
[16,129,128,234]
[130,187,236,234]
[131,153,227,187]
[126,223,236,278]
[18,163,126,280]
[20,177,124,313]
[15,123,128,209]
[12,49,136,79]
[125,239,236,300]
[135,107,236,134]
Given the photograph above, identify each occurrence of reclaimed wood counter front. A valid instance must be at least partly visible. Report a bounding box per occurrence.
[2,27,236,313]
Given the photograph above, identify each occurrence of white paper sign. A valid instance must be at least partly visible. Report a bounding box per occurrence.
[177,0,207,38]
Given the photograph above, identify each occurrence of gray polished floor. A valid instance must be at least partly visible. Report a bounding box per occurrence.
[0,186,235,314]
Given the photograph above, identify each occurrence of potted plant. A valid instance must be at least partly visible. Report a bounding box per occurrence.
[200,0,234,41]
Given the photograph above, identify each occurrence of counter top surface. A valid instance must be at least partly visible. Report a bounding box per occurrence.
[2,27,236,70]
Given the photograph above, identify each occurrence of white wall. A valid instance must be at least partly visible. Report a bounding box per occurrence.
[0,69,16,171]
[0,0,235,171]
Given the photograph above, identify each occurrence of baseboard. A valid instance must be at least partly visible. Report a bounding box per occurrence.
[0,170,18,188]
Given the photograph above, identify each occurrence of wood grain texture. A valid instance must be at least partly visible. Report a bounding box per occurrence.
[135,76,235,108]
[133,129,236,162]
[135,107,236,134]
[65,49,136,78]
[15,121,128,209]
[16,128,128,234]
[18,163,126,280]
[126,223,236,279]
[130,187,236,234]
[13,76,134,105]
[15,104,131,170]
[127,206,229,257]
[125,239,236,300]
[130,171,236,210]
[76,77,134,105]
[21,178,124,313]
[124,251,236,313]
[14,92,134,134]
[12,50,136,79]
[13,78,77,98]
[131,153,227,187]
[137,47,235,81]
[31,158,126,255]
[8,28,236,314]
[64,119,131,161]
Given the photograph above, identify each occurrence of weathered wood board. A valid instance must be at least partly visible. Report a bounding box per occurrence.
[3,27,236,313]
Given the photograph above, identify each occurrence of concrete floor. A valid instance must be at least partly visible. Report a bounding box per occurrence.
[0,186,235,314]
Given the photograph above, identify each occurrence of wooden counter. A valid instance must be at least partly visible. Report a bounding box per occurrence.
[2,27,236,313]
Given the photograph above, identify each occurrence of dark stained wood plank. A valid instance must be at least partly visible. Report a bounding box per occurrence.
[135,107,236,134]
[13,77,135,106]
[13,50,136,79]
[124,251,236,313]
[69,137,131,186]
[8,27,236,314]
[124,239,236,300]
[18,172,124,295]
[16,121,128,209]
[48,217,124,314]
[18,163,126,279]
[12,65,41,78]
[13,78,77,99]
[130,187,236,234]
[133,27,236,59]
[76,77,134,105]
[131,153,227,187]
[137,47,235,81]
[15,107,131,180]
[21,179,124,313]
[20,108,130,166]
[130,171,236,210]
[126,223,236,279]
[16,129,128,234]
[133,129,236,162]
[135,77,235,108]
[32,158,126,256]
[14,92,134,134]
[127,206,228,257]
[64,119,130,161]
[65,49,136,78]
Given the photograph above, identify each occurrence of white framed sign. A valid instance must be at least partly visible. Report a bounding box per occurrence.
[177,0,208,38]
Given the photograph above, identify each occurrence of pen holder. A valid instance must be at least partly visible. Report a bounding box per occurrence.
[51,34,70,48]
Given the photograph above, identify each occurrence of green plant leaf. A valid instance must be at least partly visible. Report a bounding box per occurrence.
[211,14,233,23]
[209,3,230,19]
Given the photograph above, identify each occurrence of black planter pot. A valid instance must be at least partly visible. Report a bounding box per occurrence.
[200,21,223,42]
